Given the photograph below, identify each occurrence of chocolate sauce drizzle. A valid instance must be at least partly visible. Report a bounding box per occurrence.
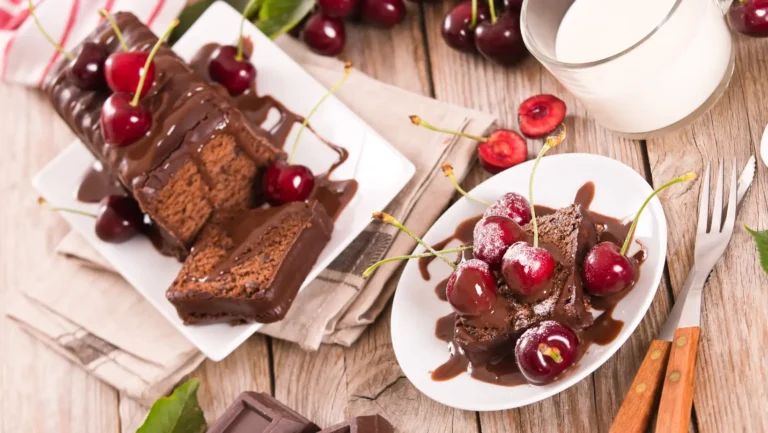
[428,182,647,386]
[190,43,358,222]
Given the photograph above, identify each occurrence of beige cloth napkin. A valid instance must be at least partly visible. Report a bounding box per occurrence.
[6,37,496,406]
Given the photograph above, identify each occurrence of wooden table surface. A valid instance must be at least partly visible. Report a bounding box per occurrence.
[2,3,767,432]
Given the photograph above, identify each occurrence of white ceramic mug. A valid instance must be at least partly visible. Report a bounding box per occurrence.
[521,0,734,138]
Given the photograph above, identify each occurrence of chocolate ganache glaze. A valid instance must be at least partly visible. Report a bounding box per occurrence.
[190,43,358,221]
[45,13,284,259]
[426,182,646,386]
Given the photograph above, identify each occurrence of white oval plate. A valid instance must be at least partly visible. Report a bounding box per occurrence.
[391,153,667,411]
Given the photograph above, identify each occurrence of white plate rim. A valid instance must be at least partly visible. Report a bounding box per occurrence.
[390,153,668,411]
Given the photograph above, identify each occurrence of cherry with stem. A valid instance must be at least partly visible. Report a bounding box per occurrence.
[500,125,566,298]
[28,0,108,90]
[207,0,259,95]
[263,62,353,206]
[410,115,528,174]
[38,196,144,243]
[473,0,528,66]
[101,9,160,97]
[583,171,696,296]
[101,20,178,147]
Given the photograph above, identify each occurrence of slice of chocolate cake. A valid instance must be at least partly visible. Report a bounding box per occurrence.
[166,201,333,324]
[43,13,282,259]
[454,204,599,365]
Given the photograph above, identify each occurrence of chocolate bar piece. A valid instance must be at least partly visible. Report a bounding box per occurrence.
[208,392,319,433]
[318,415,395,433]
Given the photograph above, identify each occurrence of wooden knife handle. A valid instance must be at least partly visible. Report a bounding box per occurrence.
[609,340,672,433]
[654,327,701,433]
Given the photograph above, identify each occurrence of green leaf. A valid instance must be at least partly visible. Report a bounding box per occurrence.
[170,0,215,44]
[255,0,316,39]
[136,379,207,433]
[746,226,768,274]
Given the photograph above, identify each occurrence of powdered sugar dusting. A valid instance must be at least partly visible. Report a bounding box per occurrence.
[485,192,532,225]
[473,217,523,265]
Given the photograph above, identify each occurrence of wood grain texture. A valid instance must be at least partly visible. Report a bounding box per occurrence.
[646,33,768,432]
[655,327,700,433]
[0,87,120,432]
[611,340,672,433]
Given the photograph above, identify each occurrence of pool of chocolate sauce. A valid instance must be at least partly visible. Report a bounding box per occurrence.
[426,182,646,386]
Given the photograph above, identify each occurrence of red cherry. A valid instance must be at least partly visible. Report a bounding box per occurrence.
[360,0,406,28]
[208,45,256,96]
[518,94,567,138]
[441,1,491,53]
[501,242,556,299]
[263,160,316,206]
[68,42,107,90]
[727,0,768,37]
[582,242,637,296]
[104,52,156,97]
[515,321,579,384]
[478,129,528,174]
[484,192,532,226]
[100,92,152,147]
[318,0,360,18]
[445,259,497,316]
[95,195,144,243]
[474,10,528,66]
[472,216,526,265]
[303,13,346,56]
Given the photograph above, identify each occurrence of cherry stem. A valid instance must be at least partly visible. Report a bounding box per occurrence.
[28,0,73,61]
[99,9,128,52]
[487,0,497,24]
[442,163,490,207]
[237,0,259,61]
[37,197,96,219]
[470,0,478,28]
[363,246,472,278]
[373,212,458,270]
[529,125,566,248]
[131,20,178,107]
[288,62,353,164]
[620,172,696,256]
[539,343,563,363]
[409,116,488,143]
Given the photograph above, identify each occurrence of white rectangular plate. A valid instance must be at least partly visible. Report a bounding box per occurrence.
[33,1,415,361]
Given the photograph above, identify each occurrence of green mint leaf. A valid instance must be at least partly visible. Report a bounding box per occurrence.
[170,0,215,44]
[255,0,316,39]
[136,379,207,433]
[746,226,768,274]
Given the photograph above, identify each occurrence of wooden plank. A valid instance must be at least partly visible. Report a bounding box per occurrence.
[645,34,768,432]
[0,87,120,432]
[421,2,675,432]
[270,6,479,432]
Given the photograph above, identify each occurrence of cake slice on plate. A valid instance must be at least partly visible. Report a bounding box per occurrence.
[166,201,333,324]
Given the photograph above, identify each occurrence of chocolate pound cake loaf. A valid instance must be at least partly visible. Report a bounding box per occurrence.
[167,201,333,324]
[454,204,599,364]
[43,13,282,259]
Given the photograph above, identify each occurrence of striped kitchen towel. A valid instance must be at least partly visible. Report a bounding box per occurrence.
[0,0,185,87]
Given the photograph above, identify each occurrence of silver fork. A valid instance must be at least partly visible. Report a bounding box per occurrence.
[653,160,740,433]
[610,159,745,433]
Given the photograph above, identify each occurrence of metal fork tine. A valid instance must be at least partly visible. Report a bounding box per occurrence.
[711,159,725,233]
[724,159,738,233]
[697,162,711,234]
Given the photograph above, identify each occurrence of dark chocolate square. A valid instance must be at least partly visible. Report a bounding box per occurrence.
[208,392,319,433]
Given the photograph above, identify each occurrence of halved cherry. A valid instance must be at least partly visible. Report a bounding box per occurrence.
[518,94,567,138]
[478,130,528,174]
